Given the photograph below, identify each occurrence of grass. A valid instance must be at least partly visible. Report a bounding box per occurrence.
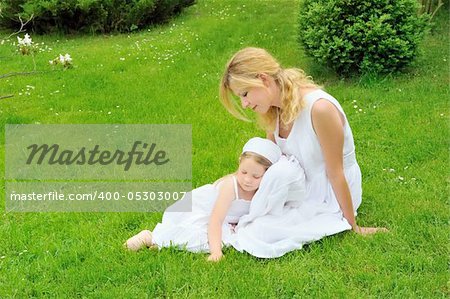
[0,0,449,297]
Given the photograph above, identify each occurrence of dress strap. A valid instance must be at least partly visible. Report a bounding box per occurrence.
[231,176,239,200]
[275,108,280,134]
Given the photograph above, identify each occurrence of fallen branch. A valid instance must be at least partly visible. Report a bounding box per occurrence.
[0,94,14,100]
[0,70,43,79]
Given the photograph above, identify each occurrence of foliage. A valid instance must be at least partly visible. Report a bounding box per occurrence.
[298,0,429,75]
[418,0,445,19]
[0,0,196,33]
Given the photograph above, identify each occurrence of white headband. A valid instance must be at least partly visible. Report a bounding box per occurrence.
[242,137,281,164]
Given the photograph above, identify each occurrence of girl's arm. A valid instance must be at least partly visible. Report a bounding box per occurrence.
[207,177,235,261]
[312,99,387,235]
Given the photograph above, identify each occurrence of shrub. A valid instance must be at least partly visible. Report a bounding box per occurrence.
[0,0,196,34]
[298,0,429,75]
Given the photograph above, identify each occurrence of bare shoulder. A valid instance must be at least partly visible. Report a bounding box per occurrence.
[312,99,344,127]
[213,173,232,185]
[312,99,337,116]
[216,175,235,197]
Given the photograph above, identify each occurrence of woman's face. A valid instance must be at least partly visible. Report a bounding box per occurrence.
[233,86,272,113]
[236,157,266,192]
[230,74,281,114]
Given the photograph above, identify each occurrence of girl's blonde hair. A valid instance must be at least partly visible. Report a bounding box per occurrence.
[220,47,319,132]
[239,151,272,169]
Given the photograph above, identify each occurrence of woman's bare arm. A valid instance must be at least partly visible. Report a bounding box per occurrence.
[312,99,387,235]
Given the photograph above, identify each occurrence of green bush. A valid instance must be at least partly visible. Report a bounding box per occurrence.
[0,0,195,34]
[298,0,429,75]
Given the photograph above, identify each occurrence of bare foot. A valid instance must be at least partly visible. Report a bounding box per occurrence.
[207,252,224,262]
[124,230,153,251]
[354,226,389,235]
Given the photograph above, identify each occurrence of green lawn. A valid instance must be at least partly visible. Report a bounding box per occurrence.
[0,0,448,297]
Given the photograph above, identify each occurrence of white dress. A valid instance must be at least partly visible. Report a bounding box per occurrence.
[228,89,362,258]
[152,176,251,252]
[274,89,362,213]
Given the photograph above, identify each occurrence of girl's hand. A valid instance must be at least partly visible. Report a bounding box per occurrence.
[353,225,389,235]
[207,252,224,262]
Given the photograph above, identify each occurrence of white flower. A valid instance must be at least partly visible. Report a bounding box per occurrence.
[59,54,65,63]
[49,60,54,65]
[23,34,32,46]
[64,53,72,62]
[17,34,32,46]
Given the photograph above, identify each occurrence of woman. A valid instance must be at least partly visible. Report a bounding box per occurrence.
[219,47,387,235]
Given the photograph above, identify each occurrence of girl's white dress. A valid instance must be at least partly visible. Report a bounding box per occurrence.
[229,89,362,258]
[152,176,250,252]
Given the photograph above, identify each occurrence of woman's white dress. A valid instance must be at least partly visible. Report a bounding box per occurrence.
[274,89,362,214]
[228,89,362,258]
[152,176,250,252]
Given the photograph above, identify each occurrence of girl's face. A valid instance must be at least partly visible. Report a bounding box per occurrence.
[231,74,281,114]
[236,157,267,192]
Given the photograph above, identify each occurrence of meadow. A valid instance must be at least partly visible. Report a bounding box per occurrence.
[0,0,448,297]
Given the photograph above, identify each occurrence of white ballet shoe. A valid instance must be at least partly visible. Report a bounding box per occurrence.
[124,230,153,251]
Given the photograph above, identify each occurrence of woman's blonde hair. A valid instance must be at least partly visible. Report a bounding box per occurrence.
[220,47,319,132]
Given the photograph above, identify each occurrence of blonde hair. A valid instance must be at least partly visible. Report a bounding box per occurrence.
[239,151,272,169]
[220,47,319,132]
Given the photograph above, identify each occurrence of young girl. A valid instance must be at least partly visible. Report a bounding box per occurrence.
[124,137,281,261]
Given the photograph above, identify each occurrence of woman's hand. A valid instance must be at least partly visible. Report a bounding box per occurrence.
[207,251,224,262]
[353,225,389,235]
